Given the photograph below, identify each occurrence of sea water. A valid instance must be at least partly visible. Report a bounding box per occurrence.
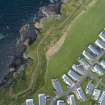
[0,0,49,80]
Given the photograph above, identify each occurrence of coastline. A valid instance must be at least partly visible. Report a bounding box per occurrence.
[0,0,62,86]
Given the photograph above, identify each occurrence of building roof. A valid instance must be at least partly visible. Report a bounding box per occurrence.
[68,70,81,81]
[85,80,94,95]
[95,39,105,50]
[38,94,46,105]
[78,57,90,68]
[99,31,105,42]
[92,89,101,101]
[52,79,63,95]
[72,64,86,75]
[99,91,105,105]
[82,50,96,61]
[67,95,77,105]
[26,99,34,105]
[74,87,87,102]
[92,65,104,76]
[62,74,75,87]
[100,60,105,69]
[57,100,65,105]
[88,44,102,56]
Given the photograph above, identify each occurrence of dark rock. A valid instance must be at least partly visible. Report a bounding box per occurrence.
[19,23,37,45]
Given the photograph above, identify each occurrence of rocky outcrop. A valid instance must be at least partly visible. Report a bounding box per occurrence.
[0,0,62,87]
[9,23,38,72]
[38,0,62,19]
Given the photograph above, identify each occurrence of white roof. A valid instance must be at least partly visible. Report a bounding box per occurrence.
[88,44,102,56]
[38,94,46,105]
[26,99,34,105]
[99,91,105,105]
[92,89,101,101]
[82,50,96,61]
[100,60,105,69]
[75,87,86,102]
[57,100,65,105]
[78,58,90,68]
[95,39,105,50]
[72,64,86,75]
[67,95,77,105]
[92,65,104,76]
[85,81,94,95]
[62,74,75,87]
[52,79,63,95]
[68,70,81,81]
[99,31,105,42]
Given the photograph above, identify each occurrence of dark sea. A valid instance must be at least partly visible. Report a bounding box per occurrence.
[0,0,49,80]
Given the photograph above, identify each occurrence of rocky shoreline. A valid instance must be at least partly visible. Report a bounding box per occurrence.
[0,0,62,86]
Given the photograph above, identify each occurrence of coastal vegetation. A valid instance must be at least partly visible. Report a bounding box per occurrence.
[1,0,105,105]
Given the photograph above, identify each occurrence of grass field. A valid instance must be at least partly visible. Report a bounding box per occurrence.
[0,1,88,105]
[35,0,105,104]
[1,0,105,105]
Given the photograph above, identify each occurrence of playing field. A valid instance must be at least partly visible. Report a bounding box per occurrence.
[38,0,105,104]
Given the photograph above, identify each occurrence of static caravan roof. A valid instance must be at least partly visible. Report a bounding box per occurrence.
[72,64,86,75]
[82,50,96,61]
[95,39,105,50]
[92,89,101,101]
[26,99,34,105]
[67,95,77,105]
[62,74,75,87]
[78,57,90,68]
[99,91,105,105]
[75,87,86,102]
[68,70,81,81]
[38,94,46,105]
[88,44,102,56]
[100,60,105,69]
[85,81,94,95]
[57,100,65,105]
[92,65,104,76]
[99,31,105,42]
[52,79,63,95]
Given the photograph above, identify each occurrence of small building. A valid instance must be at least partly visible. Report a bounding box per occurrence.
[57,100,65,105]
[26,99,34,105]
[88,44,102,56]
[82,50,96,62]
[74,87,87,102]
[52,79,63,95]
[98,91,105,105]
[67,95,77,105]
[38,94,46,105]
[95,39,105,50]
[99,31,105,42]
[85,80,94,95]
[68,69,81,82]
[100,60,105,69]
[92,65,104,76]
[92,89,101,101]
[72,64,86,76]
[62,74,75,87]
[78,57,90,68]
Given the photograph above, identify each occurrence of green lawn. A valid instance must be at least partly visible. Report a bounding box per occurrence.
[36,0,105,104]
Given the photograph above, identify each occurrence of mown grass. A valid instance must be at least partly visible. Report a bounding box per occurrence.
[45,0,105,105]
[35,0,105,105]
